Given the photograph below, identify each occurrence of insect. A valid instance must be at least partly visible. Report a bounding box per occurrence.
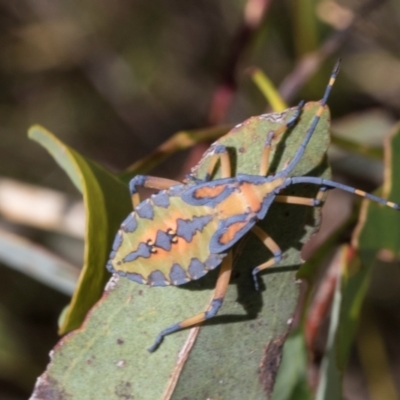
[107,59,400,352]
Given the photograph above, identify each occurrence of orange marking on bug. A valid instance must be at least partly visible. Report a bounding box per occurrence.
[194,185,226,199]
[132,193,140,208]
[354,189,366,197]
[217,193,248,219]
[239,182,265,213]
[174,235,199,252]
[219,221,248,245]
[316,106,324,117]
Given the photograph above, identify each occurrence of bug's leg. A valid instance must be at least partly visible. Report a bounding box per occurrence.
[205,145,232,180]
[129,175,181,208]
[274,186,329,207]
[260,100,305,176]
[250,225,282,291]
[148,251,233,352]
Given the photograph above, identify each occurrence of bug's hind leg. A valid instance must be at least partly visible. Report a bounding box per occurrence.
[274,186,329,207]
[148,252,233,352]
[250,225,283,291]
[260,100,305,176]
[129,175,181,208]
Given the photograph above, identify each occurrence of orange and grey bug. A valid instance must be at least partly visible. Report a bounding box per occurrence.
[107,59,400,352]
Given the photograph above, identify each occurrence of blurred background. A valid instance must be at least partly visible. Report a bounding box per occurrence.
[1,0,400,398]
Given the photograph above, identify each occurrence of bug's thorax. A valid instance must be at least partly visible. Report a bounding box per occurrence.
[215,176,285,219]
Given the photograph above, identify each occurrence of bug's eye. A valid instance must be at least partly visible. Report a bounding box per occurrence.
[146,239,154,246]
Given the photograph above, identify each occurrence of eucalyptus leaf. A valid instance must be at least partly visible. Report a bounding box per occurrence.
[28,125,132,333]
[30,103,331,399]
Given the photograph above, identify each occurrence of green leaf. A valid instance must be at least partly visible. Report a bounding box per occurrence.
[249,68,288,112]
[331,135,383,161]
[30,103,331,399]
[271,329,313,400]
[315,246,348,400]
[355,123,400,261]
[28,125,132,334]
[0,229,78,295]
[335,253,366,370]
[291,0,319,56]
[356,308,398,400]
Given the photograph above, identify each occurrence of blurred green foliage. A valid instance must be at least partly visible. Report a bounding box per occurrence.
[1,0,400,398]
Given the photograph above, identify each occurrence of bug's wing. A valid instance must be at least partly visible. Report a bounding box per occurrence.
[108,191,225,287]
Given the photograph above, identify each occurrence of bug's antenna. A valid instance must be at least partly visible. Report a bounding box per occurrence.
[278,59,341,178]
[288,176,400,210]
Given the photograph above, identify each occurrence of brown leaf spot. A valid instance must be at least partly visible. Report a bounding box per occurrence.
[259,334,287,397]
[30,375,72,400]
[115,381,134,399]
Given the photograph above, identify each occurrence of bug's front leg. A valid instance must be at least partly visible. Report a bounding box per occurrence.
[148,252,233,352]
[129,175,181,208]
[250,225,283,291]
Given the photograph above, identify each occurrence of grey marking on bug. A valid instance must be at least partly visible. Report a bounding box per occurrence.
[210,213,256,253]
[111,231,123,252]
[205,253,226,271]
[125,272,147,284]
[176,215,213,242]
[169,264,190,285]
[148,270,170,286]
[182,178,236,207]
[155,230,172,251]
[121,213,137,233]
[168,184,186,197]
[106,261,116,274]
[129,175,146,194]
[123,242,151,263]
[151,192,170,208]
[188,258,207,280]
[135,201,154,220]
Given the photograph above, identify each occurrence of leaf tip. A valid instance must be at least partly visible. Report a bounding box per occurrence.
[28,124,53,141]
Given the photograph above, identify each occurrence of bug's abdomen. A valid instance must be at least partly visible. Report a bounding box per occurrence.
[107,191,223,286]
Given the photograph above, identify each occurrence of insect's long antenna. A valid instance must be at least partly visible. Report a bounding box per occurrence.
[277,59,341,178]
[287,176,400,209]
